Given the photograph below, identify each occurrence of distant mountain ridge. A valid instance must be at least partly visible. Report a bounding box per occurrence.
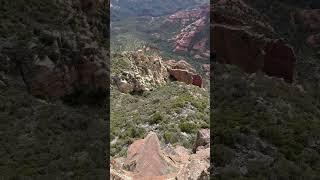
[111,0,208,21]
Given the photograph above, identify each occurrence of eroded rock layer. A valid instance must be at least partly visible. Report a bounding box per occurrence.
[166,5,210,60]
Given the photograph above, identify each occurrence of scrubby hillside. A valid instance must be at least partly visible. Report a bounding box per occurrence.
[109,1,210,179]
[109,50,210,179]
[0,87,107,178]
[110,49,209,153]
[213,0,320,179]
[0,0,109,178]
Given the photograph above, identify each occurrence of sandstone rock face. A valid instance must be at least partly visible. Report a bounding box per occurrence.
[166,60,203,87]
[166,5,210,60]
[166,59,196,71]
[263,39,295,83]
[192,74,203,88]
[178,148,210,180]
[110,130,210,180]
[123,133,175,178]
[213,25,265,73]
[213,0,296,83]
[193,128,210,153]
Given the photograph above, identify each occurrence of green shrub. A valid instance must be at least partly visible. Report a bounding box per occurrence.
[163,131,179,144]
[179,121,197,134]
[150,111,163,124]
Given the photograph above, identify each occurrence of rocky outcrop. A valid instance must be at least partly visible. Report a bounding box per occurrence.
[166,60,203,88]
[112,51,169,93]
[14,34,108,98]
[193,128,210,153]
[173,16,208,53]
[112,52,203,93]
[123,132,176,178]
[213,0,296,83]
[110,130,210,180]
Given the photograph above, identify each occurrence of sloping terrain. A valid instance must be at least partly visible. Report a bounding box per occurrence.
[213,0,320,179]
[0,87,107,178]
[110,1,210,179]
[0,0,109,178]
[111,76,209,157]
[110,51,209,156]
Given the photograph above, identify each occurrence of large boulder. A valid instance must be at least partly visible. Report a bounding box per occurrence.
[123,132,175,177]
[111,130,210,180]
[166,60,203,87]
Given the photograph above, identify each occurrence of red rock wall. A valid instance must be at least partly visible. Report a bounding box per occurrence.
[213,25,296,83]
[213,24,264,73]
[263,40,295,83]
[192,74,203,87]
